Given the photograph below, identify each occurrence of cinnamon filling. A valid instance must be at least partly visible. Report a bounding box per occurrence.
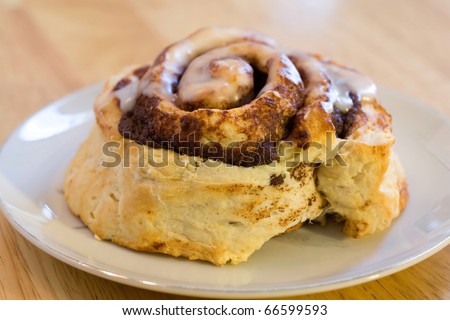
[115,27,376,167]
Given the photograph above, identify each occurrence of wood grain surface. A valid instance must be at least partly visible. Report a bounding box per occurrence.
[0,0,449,299]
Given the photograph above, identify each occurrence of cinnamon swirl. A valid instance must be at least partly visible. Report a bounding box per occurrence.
[64,27,408,265]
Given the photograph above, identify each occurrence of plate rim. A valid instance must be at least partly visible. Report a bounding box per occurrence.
[2,204,449,299]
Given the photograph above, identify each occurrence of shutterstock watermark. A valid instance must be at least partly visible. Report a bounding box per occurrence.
[101,131,347,168]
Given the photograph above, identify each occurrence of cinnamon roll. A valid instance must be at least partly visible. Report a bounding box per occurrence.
[64,27,408,265]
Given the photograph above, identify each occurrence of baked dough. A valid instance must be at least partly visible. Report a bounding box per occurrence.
[317,99,408,237]
[65,125,324,265]
[64,27,408,265]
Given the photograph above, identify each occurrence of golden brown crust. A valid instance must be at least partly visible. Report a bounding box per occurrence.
[399,176,409,213]
[316,98,407,238]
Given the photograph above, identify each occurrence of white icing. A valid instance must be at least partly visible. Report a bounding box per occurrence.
[178,56,253,108]
[289,51,377,113]
[114,75,140,112]
[260,54,300,95]
[324,64,377,113]
[138,28,376,115]
[142,27,277,100]
[320,100,334,113]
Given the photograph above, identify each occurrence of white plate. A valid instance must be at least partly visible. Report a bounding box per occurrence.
[0,84,449,299]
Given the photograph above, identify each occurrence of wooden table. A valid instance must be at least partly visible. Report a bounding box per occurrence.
[1,0,449,299]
